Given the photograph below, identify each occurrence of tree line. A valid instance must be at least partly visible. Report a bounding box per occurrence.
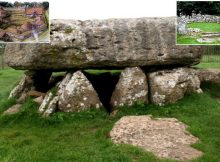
[177,1,220,17]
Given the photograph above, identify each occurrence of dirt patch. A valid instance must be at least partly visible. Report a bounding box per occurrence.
[110,116,202,161]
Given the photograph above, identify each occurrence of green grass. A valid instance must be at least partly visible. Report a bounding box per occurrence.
[187,22,220,32]
[0,68,23,99]
[195,62,220,69]
[176,35,220,45]
[176,22,220,44]
[0,66,220,161]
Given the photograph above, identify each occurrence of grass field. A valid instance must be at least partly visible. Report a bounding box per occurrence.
[187,22,220,32]
[176,22,220,44]
[0,63,220,161]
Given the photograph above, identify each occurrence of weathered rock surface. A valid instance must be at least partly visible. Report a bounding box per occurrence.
[148,68,202,106]
[9,71,51,103]
[111,67,148,108]
[39,92,54,114]
[3,104,22,115]
[43,96,59,117]
[5,17,202,70]
[27,90,46,98]
[110,115,203,161]
[58,71,102,112]
[33,96,44,105]
[197,68,220,83]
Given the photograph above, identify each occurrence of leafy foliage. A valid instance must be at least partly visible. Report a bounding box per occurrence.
[177,1,220,16]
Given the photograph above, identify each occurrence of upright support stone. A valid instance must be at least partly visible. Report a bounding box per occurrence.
[58,71,102,112]
[148,68,202,106]
[9,70,52,103]
[111,67,148,108]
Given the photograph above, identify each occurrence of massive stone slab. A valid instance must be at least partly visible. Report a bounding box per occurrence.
[5,17,202,70]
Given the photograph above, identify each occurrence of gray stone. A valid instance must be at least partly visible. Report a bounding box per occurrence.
[110,115,203,161]
[38,92,54,114]
[148,68,202,106]
[9,71,51,102]
[5,17,202,70]
[33,96,44,105]
[43,96,59,117]
[177,21,188,34]
[196,68,220,83]
[58,71,102,112]
[111,67,148,108]
[3,104,22,115]
[8,73,33,99]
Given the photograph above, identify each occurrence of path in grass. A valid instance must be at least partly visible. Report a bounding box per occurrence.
[0,68,220,162]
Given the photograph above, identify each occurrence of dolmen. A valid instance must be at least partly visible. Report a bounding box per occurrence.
[4,17,214,116]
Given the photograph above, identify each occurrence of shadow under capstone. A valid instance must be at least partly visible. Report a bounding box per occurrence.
[83,71,120,113]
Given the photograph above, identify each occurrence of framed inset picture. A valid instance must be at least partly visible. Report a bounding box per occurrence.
[176,1,220,45]
[0,1,49,43]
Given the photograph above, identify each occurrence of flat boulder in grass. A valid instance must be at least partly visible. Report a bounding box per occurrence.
[148,68,202,106]
[3,104,22,115]
[5,17,202,70]
[111,67,148,108]
[110,116,203,161]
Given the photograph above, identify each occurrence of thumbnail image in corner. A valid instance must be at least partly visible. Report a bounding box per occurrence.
[176,1,220,45]
[0,1,49,43]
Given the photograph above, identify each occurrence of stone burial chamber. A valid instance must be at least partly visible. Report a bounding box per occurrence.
[4,17,213,117]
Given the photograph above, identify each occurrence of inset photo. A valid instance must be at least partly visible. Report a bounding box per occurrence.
[0,1,49,43]
[177,1,220,45]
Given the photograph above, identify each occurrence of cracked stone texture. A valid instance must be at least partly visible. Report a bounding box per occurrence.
[148,68,202,106]
[196,68,220,83]
[58,71,102,112]
[38,92,54,114]
[110,116,203,161]
[9,70,51,103]
[5,17,202,70]
[111,67,148,108]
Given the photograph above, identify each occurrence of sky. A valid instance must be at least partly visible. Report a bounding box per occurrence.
[3,0,218,20]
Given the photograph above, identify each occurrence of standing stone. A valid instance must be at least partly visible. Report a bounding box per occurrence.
[177,21,188,34]
[9,70,51,103]
[5,18,202,70]
[42,96,59,117]
[58,71,102,112]
[148,68,202,106]
[111,67,148,108]
[9,72,34,99]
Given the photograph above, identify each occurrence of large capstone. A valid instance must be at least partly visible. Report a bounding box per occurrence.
[58,71,102,112]
[148,68,202,106]
[111,67,148,108]
[5,17,202,70]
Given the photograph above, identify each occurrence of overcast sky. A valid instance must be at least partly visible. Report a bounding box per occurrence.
[3,0,215,20]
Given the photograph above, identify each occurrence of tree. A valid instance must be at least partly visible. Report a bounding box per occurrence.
[42,2,49,10]
[177,1,220,16]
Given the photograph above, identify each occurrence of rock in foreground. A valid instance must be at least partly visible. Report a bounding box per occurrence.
[5,17,202,70]
[110,116,203,161]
